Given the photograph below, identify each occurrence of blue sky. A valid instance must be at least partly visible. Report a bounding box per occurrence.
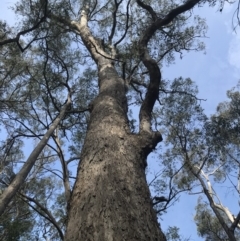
[162,3,240,116]
[1,1,240,240]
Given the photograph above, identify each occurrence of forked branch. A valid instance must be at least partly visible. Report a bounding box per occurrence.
[137,0,201,135]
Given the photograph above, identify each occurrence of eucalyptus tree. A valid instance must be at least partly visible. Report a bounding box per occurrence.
[0,0,233,240]
[191,85,240,241]
[194,198,240,241]
[0,19,94,238]
[200,84,240,240]
[0,12,89,239]
[154,79,240,241]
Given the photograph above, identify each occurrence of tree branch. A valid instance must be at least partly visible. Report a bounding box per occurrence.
[52,128,71,203]
[230,211,240,232]
[0,1,50,52]
[136,0,158,21]
[137,0,201,135]
[19,193,64,240]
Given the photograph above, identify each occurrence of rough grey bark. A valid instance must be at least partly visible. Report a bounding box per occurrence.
[64,54,165,241]
[0,93,72,216]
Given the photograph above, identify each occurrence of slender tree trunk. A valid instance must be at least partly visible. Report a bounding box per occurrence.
[0,93,71,216]
[186,157,237,241]
[65,64,165,241]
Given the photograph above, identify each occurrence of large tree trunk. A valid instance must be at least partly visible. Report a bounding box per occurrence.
[63,7,166,240]
[64,64,166,241]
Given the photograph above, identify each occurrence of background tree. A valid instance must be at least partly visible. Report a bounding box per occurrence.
[152,79,240,240]
[194,197,240,241]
